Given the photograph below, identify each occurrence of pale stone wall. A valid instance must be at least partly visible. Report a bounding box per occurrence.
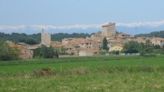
[102,23,116,37]
[41,30,51,47]
[19,49,33,59]
[7,41,34,59]
[79,50,94,56]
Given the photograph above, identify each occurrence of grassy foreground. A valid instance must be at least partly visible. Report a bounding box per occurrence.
[0,55,164,92]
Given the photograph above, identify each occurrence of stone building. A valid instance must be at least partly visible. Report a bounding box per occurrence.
[18,45,33,59]
[101,23,116,38]
[61,38,100,56]
[41,29,51,47]
[150,37,164,47]
[7,41,33,59]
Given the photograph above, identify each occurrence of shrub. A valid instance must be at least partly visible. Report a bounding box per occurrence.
[33,45,59,58]
[0,40,19,61]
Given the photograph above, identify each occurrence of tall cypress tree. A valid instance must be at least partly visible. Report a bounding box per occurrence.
[102,37,109,51]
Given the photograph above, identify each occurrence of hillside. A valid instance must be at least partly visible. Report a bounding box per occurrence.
[0,32,91,44]
[135,31,164,38]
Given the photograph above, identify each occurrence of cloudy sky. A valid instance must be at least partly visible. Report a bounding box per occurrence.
[0,0,164,33]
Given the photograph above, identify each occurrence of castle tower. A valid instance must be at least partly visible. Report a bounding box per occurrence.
[101,23,116,38]
[41,28,51,47]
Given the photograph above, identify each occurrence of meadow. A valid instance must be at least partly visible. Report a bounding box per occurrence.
[0,55,164,92]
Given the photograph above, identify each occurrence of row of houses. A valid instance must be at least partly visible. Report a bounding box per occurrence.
[6,23,164,59]
[52,23,164,56]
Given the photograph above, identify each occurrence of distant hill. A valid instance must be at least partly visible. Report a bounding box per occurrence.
[135,31,164,38]
[0,33,41,45]
[51,33,90,41]
[0,32,91,45]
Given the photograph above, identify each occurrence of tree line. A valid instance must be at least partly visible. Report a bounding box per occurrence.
[135,30,164,38]
[0,32,91,45]
[123,40,164,55]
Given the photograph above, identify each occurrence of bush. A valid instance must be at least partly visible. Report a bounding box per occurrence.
[34,45,59,58]
[123,41,141,54]
[0,40,19,61]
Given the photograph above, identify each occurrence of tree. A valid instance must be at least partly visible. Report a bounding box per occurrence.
[0,40,19,61]
[123,40,163,55]
[34,45,59,58]
[123,41,142,54]
[102,37,109,51]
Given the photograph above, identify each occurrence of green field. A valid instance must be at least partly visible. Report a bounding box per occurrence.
[0,55,164,92]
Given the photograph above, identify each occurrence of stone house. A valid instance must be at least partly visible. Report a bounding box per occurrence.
[7,41,33,59]
[150,37,164,47]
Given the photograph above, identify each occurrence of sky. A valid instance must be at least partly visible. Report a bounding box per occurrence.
[0,0,164,33]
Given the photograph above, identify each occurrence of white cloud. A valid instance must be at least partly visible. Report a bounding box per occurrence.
[0,24,100,30]
[117,20,164,28]
[0,25,27,30]
[30,24,100,30]
[0,20,164,33]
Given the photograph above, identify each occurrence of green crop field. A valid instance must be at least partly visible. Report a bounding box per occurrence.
[0,55,164,92]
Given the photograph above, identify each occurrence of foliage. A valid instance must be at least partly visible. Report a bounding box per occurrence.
[51,33,91,41]
[0,40,19,61]
[56,47,67,55]
[110,51,120,55]
[101,37,109,51]
[33,45,59,58]
[123,40,164,55]
[0,33,40,45]
[123,41,142,54]
[135,30,164,38]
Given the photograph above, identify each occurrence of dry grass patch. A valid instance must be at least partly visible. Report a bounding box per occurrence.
[33,67,56,77]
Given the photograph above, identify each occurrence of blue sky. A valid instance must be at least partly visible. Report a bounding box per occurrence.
[0,0,164,25]
[0,0,164,34]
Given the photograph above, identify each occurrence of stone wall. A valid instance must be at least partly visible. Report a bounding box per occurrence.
[102,23,116,38]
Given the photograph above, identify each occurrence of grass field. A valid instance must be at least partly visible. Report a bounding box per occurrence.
[0,55,164,92]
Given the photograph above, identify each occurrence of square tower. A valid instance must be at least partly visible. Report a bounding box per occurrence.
[102,23,116,38]
[41,29,51,47]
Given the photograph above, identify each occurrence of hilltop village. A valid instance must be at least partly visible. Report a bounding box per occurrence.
[7,23,164,59]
